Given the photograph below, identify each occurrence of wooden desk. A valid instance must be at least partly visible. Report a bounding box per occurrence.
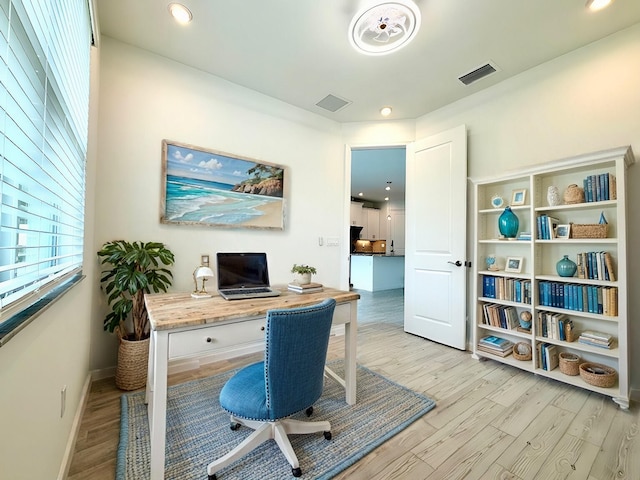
[144,287,359,480]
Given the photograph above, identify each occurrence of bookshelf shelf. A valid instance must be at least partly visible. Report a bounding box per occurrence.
[472,146,634,409]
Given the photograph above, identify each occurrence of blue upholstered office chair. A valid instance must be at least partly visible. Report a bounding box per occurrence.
[207,298,337,479]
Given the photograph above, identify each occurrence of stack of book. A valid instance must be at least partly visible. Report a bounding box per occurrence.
[578,331,613,349]
[538,343,559,371]
[287,282,323,294]
[477,335,513,357]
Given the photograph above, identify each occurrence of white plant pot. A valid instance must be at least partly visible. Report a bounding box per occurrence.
[294,272,312,285]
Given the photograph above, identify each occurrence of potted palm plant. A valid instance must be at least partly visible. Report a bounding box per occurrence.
[291,264,317,285]
[97,240,175,390]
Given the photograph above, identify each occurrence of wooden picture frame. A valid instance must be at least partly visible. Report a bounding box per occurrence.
[511,188,527,206]
[505,256,523,273]
[555,224,571,239]
[161,140,286,229]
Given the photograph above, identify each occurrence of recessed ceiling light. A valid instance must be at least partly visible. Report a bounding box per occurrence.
[349,1,421,56]
[586,0,613,11]
[168,3,192,24]
[380,106,392,117]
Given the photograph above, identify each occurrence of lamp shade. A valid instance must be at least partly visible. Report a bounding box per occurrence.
[192,266,215,298]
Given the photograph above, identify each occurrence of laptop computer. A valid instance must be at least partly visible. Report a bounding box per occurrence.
[216,252,281,300]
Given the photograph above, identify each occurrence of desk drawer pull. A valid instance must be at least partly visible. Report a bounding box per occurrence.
[206,337,213,343]
[261,326,265,331]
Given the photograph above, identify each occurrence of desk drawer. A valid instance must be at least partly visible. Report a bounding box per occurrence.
[332,302,351,326]
[169,318,266,359]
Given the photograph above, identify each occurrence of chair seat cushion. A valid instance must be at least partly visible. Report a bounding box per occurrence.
[219,362,270,420]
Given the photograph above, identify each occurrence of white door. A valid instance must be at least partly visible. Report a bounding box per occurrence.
[404,125,468,349]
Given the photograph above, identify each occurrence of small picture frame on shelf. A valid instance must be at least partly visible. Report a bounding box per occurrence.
[511,188,527,206]
[505,256,523,273]
[555,224,571,239]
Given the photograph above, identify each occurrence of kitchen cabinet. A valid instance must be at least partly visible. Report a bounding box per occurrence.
[365,207,380,239]
[350,201,363,226]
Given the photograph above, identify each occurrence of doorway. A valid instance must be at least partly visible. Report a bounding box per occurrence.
[349,147,406,292]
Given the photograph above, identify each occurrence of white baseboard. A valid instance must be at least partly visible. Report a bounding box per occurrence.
[58,373,92,480]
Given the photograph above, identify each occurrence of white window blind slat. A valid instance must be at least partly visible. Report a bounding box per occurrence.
[0,0,91,344]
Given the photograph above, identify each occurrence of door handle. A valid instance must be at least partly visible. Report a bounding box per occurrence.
[448,260,462,267]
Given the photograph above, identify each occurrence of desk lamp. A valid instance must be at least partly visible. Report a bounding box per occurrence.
[191,265,214,298]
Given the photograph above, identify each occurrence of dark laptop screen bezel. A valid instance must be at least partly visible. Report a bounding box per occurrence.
[216,252,271,290]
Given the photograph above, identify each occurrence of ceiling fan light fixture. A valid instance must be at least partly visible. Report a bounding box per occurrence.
[586,0,613,11]
[168,3,192,25]
[349,0,421,56]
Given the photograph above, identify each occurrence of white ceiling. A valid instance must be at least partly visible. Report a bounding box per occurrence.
[96,0,640,203]
[96,0,640,124]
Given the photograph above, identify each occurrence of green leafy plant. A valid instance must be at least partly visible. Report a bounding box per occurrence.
[291,264,317,275]
[97,240,175,341]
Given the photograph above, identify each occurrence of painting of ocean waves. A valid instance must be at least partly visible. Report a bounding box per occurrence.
[161,140,285,229]
[165,176,279,225]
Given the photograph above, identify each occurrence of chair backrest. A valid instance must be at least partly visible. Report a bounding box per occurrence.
[264,298,336,420]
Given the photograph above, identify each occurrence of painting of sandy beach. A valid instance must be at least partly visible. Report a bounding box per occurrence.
[161,140,285,229]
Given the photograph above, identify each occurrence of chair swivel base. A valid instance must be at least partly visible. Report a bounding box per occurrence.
[207,415,331,479]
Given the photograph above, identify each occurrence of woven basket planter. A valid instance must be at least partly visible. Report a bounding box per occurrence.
[116,337,150,391]
[513,342,532,361]
[559,352,580,376]
[579,362,617,388]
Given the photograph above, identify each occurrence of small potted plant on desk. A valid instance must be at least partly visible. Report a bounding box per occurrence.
[97,240,175,390]
[291,264,317,285]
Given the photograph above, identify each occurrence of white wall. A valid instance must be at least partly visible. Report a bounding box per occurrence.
[343,24,640,392]
[92,37,347,370]
[418,24,640,391]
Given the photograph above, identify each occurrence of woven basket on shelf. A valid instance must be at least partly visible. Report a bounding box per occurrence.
[513,342,532,361]
[563,184,585,204]
[115,336,150,391]
[571,223,608,239]
[559,352,580,376]
[579,362,617,388]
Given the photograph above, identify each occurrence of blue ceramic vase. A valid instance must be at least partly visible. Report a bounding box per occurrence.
[498,207,519,238]
[556,255,577,277]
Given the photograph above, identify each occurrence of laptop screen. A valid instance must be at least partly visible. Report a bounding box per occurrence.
[217,252,271,289]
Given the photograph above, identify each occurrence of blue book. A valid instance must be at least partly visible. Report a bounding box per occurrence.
[603,173,610,200]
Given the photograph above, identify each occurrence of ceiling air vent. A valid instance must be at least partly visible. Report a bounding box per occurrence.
[458,62,498,86]
[315,94,352,113]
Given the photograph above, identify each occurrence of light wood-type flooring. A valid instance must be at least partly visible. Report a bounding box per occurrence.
[68,288,640,480]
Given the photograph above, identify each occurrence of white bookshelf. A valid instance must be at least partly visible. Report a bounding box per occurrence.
[472,146,634,409]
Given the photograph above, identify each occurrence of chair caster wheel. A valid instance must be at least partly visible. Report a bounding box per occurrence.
[305,406,313,417]
[324,431,332,440]
[292,467,302,477]
[208,475,217,480]
[230,422,241,431]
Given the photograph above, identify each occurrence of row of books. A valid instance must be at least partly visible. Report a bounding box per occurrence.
[536,215,561,240]
[576,251,616,281]
[583,173,616,203]
[287,282,323,294]
[538,281,618,316]
[537,343,559,371]
[536,311,574,341]
[481,303,519,330]
[578,330,613,349]
[477,335,513,357]
[481,276,532,304]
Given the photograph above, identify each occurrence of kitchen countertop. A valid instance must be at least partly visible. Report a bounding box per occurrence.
[351,253,404,257]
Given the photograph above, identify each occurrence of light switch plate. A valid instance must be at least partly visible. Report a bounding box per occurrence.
[201,254,210,267]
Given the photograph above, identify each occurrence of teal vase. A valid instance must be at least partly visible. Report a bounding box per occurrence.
[556,255,577,277]
[498,207,519,238]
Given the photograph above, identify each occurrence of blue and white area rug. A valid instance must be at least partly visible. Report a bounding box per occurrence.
[117,362,435,479]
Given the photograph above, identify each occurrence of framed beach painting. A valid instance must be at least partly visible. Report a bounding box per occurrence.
[161,140,285,229]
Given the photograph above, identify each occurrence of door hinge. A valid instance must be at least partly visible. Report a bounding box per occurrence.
[465,260,472,268]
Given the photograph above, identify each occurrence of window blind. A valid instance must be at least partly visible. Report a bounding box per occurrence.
[0,0,92,344]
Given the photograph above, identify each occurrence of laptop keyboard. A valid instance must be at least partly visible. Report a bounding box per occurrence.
[223,287,272,295]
